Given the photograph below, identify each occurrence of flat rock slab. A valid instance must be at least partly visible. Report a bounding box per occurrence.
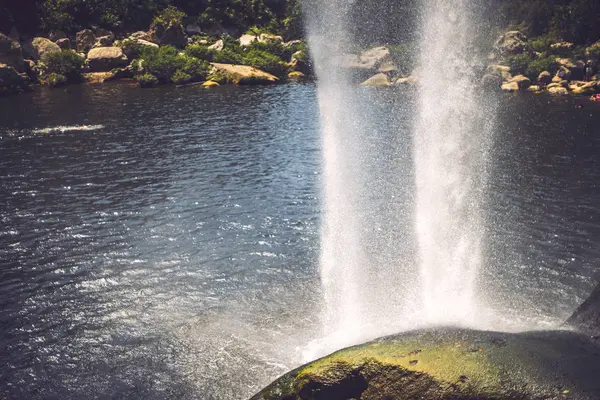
[210,63,278,85]
[251,328,600,400]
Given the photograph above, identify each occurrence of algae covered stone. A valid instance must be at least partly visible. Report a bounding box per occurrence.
[251,328,600,400]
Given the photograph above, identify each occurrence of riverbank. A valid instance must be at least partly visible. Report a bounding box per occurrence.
[0,6,311,96]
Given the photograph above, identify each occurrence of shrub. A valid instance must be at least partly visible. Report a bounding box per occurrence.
[248,40,290,60]
[242,49,288,77]
[135,73,158,87]
[171,69,191,85]
[139,45,184,82]
[530,35,554,53]
[40,50,84,82]
[45,72,67,87]
[212,49,244,65]
[184,44,214,61]
[507,53,560,80]
[117,38,146,59]
[152,6,185,29]
[180,56,211,81]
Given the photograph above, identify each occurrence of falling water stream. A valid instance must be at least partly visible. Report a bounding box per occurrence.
[305,0,497,356]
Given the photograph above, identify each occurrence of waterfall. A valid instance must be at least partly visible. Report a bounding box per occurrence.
[414,0,494,325]
[304,0,495,357]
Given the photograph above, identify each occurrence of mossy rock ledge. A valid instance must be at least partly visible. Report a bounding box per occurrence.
[251,328,600,400]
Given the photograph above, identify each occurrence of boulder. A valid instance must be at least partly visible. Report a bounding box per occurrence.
[527,85,541,92]
[506,74,531,90]
[258,33,283,43]
[394,76,418,85]
[501,81,519,92]
[567,282,600,340]
[22,37,61,61]
[490,30,534,60]
[538,71,552,86]
[94,35,114,48]
[481,73,502,89]
[48,30,67,42]
[86,47,128,72]
[548,85,569,96]
[357,46,391,70]
[252,328,600,400]
[153,24,187,48]
[56,38,71,50]
[202,80,220,88]
[130,31,157,43]
[239,34,258,46]
[0,63,29,95]
[76,29,96,53]
[360,73,391,87]
[82,71,115,84]
[0,33,24,72]
[208,39,224,51]
[556,57,575,69]
[571,81,599,95]
[210,63,278,85]
[486,64,512,81]
[287,71,306,81]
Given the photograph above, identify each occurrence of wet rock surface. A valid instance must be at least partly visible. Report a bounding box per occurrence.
[251,328,600,400]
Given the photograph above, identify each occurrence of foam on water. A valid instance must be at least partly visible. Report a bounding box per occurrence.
[32,124,105,134]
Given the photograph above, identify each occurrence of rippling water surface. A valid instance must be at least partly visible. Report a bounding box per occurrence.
[1,83,600,399]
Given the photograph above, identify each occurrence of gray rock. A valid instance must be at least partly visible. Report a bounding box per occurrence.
[0,63,29,95]
[56,38,71,50]
[0,33,24,72]
[94,35,115,48]
[22,37,61,61]
[76,29,96,53]
[490,31,534,60]
[208,39,224,52]
[567,283,600,340]
[86,47,128,72]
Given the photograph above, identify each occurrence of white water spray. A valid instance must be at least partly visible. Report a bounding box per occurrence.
[414,0,493,326]
[305,0,495,357]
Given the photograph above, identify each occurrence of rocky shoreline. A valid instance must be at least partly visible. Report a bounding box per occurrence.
[3,23,600,98]
[0,11,311,96]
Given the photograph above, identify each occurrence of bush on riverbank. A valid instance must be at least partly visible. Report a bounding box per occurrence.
[507,53,560,80]
[39,50,84,83]
[138,45,211,84]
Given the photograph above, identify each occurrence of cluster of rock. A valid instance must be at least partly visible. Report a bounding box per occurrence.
[482,31,600,96]
[0,23,310,95]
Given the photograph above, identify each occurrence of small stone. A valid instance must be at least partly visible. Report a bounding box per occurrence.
[409,360,419,366]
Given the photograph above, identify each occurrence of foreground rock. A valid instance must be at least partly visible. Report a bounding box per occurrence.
[86,47,128,72]
[567,283,600,341]
[210,63,279,85]
[252,328,600,400]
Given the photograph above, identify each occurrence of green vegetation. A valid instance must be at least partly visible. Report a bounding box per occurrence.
[507,53,560,80]
[39,50,85,82]
[2,0,302,40]
[44,72,68,87]
[135,73,159,87]
[138,45,211,84]
[495,0,600,45]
